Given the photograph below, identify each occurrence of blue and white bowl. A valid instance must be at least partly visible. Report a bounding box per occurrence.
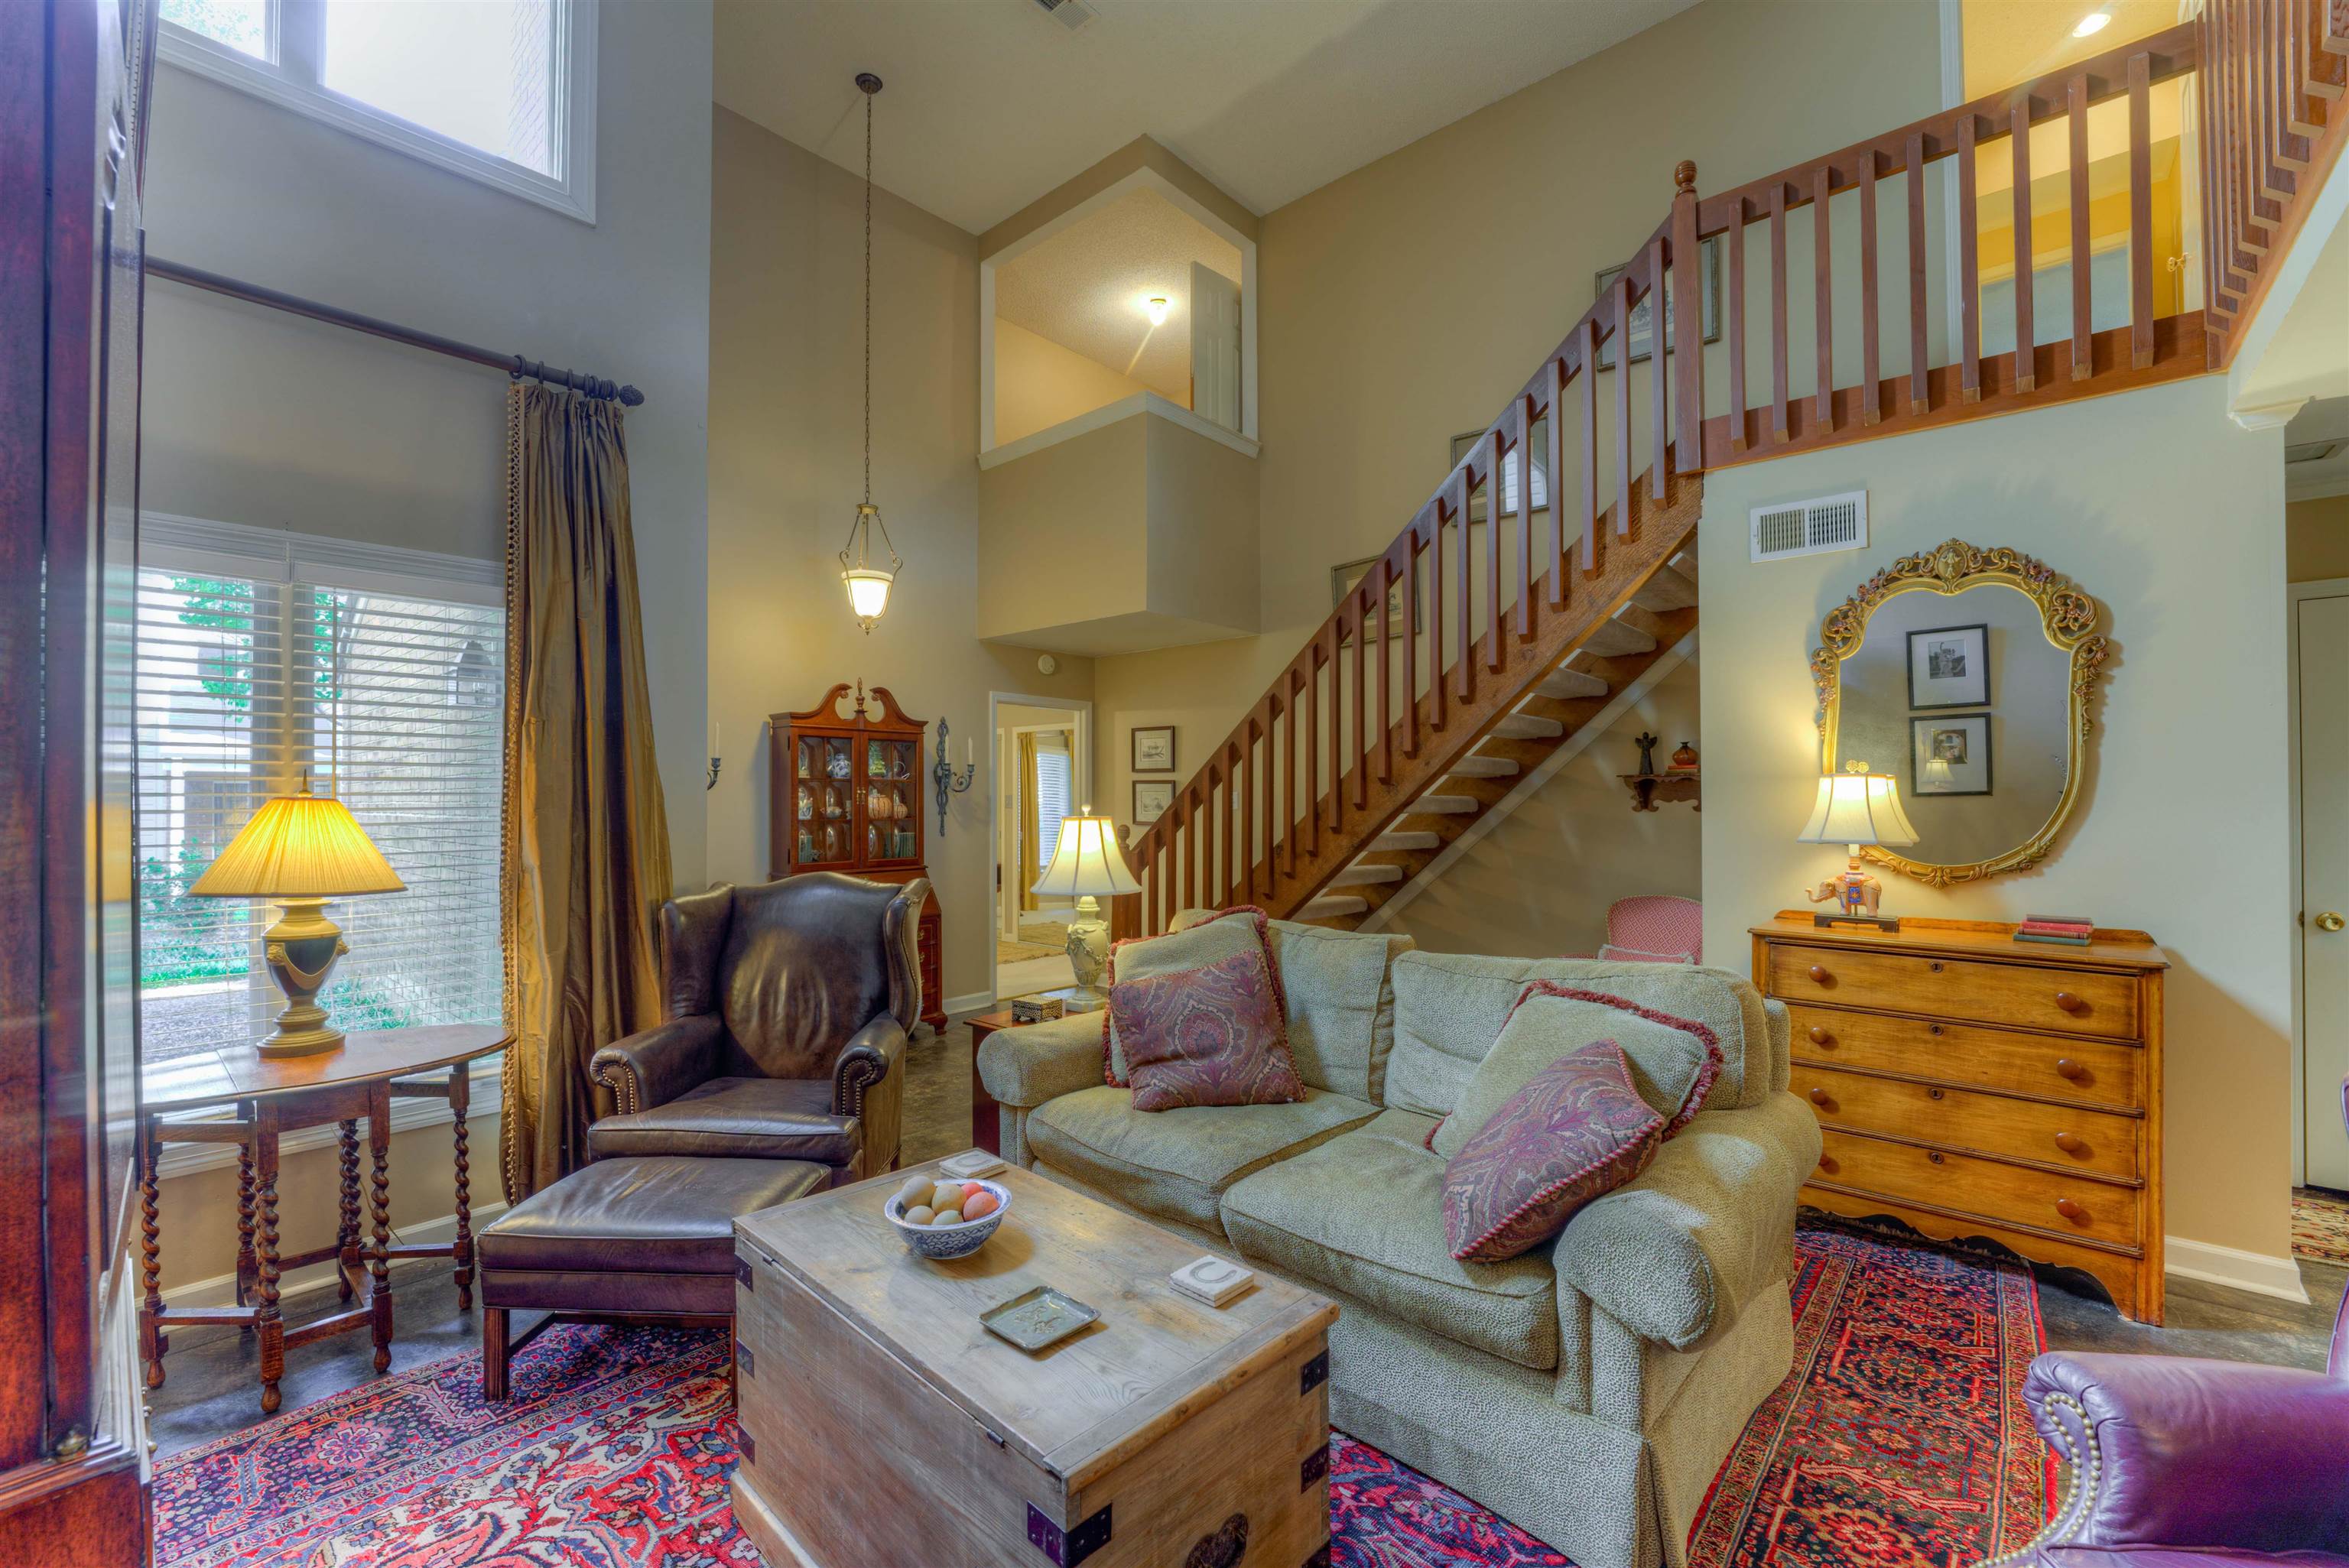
[885,1178,1012,1261]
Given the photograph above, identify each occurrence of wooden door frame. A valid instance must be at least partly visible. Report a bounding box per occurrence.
[2288,575,2349,1187]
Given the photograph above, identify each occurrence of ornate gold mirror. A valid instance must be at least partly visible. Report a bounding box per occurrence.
[1813,538,2107,885]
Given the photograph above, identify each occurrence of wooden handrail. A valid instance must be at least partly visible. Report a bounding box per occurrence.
[1113,4,2347,940]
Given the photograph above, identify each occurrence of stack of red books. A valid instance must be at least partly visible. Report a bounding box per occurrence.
[2015,914,2094,947]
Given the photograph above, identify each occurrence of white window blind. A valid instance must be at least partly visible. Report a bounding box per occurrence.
[1033,735,1072,873]
[135,518,505,1066]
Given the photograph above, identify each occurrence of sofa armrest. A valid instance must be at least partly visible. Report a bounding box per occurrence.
[976,1011,1106,1109]
[590,1014,723,1115]
[2019,1351,2349,1554]
[1552,1091,1819,1352]
[833,1014,907,1119]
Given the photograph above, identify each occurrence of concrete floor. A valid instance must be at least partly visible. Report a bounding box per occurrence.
[150,1017,2345,1459]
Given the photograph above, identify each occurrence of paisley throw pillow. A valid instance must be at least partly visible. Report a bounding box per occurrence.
[1114,946,1305,1113]
[1441,1039,1665,1264]
[1101,907,1283,1086]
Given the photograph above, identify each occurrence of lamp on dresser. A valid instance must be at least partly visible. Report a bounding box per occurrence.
[1795,760,1917,932]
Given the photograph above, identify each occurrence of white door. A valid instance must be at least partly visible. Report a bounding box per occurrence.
[2302,590,2349,1188]
[1190,261,1242,432]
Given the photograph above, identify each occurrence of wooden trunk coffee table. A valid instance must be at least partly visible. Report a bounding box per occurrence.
[732,1163,1336,1568]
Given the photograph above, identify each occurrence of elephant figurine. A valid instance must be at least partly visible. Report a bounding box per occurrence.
[1805,866,1882,920]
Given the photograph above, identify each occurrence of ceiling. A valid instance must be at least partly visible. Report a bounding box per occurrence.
[996,186,1239,401]
[1961,0,2182,99]
[713,0,1700,234]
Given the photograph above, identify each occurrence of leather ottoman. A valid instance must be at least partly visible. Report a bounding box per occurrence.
[478,1154,825,1399]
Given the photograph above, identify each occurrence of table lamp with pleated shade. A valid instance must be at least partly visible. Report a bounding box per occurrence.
[190,778,404,1057]
[1795,759,1917,932]
[1032,812,1142,1012]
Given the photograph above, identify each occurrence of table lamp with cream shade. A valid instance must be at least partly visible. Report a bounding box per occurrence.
[1031,810,1142,1013]
[190,774,404,1057]
[1796,759,1919,932]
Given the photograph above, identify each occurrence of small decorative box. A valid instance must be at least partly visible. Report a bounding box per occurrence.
[1169,1256,1256,1307]
[1010,995,1065,1024]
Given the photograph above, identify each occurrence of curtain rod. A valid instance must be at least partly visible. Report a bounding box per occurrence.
[147,256,646,407]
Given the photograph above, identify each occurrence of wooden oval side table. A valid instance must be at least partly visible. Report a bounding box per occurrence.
[136,1024,510,1413]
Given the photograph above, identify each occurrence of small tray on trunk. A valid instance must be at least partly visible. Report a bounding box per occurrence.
[980,1286,1100,1352]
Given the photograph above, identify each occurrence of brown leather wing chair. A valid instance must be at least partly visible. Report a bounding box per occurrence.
[586,872,928,1186]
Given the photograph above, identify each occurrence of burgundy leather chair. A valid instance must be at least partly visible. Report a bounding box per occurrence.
[2000,1078,2349,1566]
[586,872,928,1187]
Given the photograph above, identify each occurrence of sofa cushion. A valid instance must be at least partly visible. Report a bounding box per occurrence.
[1104,907,1278,1085]
[1116,947,1307,1112]
[1441,1040,1668,1264]
[1220,1115,1561,1371]
[1171,909,1413,1102]
[1027,1086,1377,1231]
[586,1076,862,1167]
[1387,953,1771,1118]
[1430,984,1724,1159]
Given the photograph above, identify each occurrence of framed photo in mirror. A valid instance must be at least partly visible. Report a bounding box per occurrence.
[1906,622,1990,709]
[1911,714,1992,797]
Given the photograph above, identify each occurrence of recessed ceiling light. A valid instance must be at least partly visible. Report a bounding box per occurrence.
[1145,297,1169,326]
[2071,8,2112,37]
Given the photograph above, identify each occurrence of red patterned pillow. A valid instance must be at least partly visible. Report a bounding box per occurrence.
[1101,906,1282,1086]
[1113,946,1306,1112]
[1440,1039,1665,1264]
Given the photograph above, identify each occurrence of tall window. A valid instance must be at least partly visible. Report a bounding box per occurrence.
[157,0,595,222]
[135,520,505,1065]
[1032,732,1073,874]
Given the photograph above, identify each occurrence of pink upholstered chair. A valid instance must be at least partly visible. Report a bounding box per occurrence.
[1599,895,1702,964]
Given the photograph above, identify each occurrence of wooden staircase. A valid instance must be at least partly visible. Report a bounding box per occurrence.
[1109,2,2349,944]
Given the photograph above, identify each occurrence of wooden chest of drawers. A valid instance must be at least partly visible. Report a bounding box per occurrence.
[1753,912,2167,1323]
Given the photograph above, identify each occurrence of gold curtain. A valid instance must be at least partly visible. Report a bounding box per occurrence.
[499,384,674,1202]
[1017,731,1041,913]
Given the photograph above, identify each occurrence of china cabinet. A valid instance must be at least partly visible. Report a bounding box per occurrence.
[769,684,945,1031]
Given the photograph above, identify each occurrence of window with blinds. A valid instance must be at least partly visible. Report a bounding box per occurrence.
[1032,734,1073,872]
[135,518,505,1065]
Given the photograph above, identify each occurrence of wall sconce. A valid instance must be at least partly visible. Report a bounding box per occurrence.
[932,717,975,834]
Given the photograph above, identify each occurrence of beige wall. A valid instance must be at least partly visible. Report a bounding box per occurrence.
[1091,0,1942,907]
[2289,495,2349,582]
[993,320,1152,446]
[1699,375,2293,1264]
[1378,657,1702,959]
[709,109,1095,1011]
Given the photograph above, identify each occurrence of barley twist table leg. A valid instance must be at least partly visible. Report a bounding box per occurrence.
[255,1104,284,1415]
[450,1064,474,1309]
[368,1084,393,1373]
[235,1122,256,1310]
[336,1117,360,1303]
[138,1118,164,1389]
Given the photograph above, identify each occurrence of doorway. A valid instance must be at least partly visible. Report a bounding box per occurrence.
[990,693,1090,1005]
[2295,579,2349,1193]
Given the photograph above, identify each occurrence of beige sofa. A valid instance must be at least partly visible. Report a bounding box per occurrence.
[976,916,1820,1568]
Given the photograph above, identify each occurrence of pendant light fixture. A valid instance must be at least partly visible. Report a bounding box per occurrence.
[839,70,902,634]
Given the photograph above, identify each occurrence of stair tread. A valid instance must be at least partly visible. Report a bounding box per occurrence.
[1581,615,1660,658]
[1298,894,1369,917]
[1409,795,1479,815]
[1629,563,1698,613]
[1491,714,1565,740]
[1447,756,1519,778]
[1373,830,1438,851]
[1537,668,1609,700]
[1333,864,1403,885]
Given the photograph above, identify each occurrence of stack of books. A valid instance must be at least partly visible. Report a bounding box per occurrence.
[2016,914,2094,947]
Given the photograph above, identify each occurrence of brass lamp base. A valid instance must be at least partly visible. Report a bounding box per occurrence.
[258,898,352,1058]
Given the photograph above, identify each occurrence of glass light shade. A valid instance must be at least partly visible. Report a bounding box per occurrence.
[842,567,894,625]
[837,501,902,634]
[190,787,405,898]
[1032,814,1143,901]
[1146,297,1169,325]
[1795,770,1919,849]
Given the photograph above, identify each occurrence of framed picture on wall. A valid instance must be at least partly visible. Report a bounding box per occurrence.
[1906,622,1991,709]
[1911,713,1993,797]
[1132,778,1174,824]
[1330,554,1418,644]
[1447,430,1548,524]
[1130,726,1176,773]
[1594,236,1722,370]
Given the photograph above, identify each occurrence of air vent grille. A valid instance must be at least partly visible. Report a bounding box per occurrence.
[1750,490,1867,563]
[1032,0,1098,31]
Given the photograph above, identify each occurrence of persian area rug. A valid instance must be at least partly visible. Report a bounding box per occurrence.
[154,1225,2048,1568]
[2293,1186,2349,1265]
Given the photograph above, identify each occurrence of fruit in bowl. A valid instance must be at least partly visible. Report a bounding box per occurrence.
[886,1172,1012,1260]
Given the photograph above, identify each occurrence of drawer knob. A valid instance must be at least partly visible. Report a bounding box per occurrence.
[1928,961,1945,973]
[1926,1151,1945,1164]
[1808,1087,1830,1107]
[1928,1023,1945,1037]
[2055,991,2084,1013]
[1808,964,1830,983]
[2054,1131,2085,1155]
[2055,1057,2084,1080]
[1807,1026,1831,1045]
[1818,1156,1837,1175]
[1925,1087,1945,1100]
[2055,1197,2087,1223]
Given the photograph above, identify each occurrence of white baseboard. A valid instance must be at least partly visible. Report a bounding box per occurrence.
[942,989,996,1021]
[158,1203,508,1349]
[2164,1234,2310,1304]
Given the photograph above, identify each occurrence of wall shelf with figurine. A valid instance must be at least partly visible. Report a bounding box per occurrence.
[1623,734,1701,812]
[768,682,945,1031]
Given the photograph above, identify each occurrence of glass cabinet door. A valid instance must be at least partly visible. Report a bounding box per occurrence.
[863,738,920,862]
[794,733,856,865]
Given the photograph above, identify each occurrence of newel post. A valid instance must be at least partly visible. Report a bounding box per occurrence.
[1669,160,1705,479]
